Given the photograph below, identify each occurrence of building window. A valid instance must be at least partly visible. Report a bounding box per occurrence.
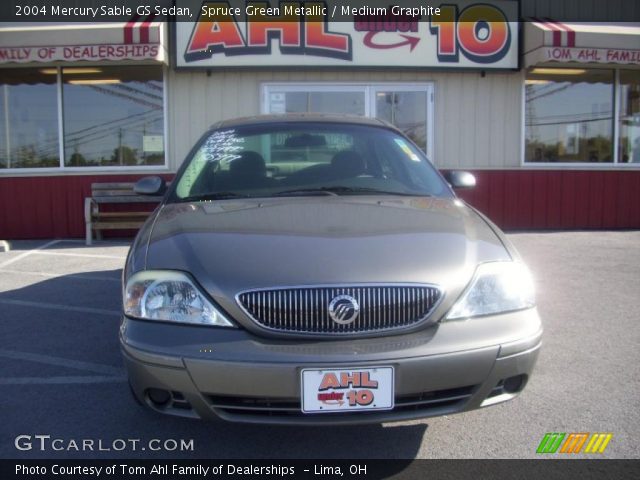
[0,68,59,169]
[263,84,434,159]
[619,70,640,164]
[272,90,366,116]
[525,68,614,164]
[0,65,165,171]
[62,66,164,167]
[526,68,640,165]
[373,88,428,152]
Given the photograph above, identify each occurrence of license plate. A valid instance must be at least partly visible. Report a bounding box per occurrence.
[301,367,394,414]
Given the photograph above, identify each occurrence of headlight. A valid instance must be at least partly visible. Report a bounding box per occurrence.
[124,270,235,327]
[446,262,535,320]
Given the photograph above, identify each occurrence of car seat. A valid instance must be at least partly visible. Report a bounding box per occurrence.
[227,151,276,190]
[330,150,366,178]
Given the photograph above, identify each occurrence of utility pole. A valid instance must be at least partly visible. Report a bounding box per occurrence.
[118,128,123,165]
[142,123,146,164]
[4,85,10,168]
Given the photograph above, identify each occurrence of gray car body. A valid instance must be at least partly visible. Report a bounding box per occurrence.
[120,115,542,424]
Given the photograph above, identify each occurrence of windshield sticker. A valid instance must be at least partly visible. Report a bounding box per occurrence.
[202,129,245,166]
[394,138,420,162]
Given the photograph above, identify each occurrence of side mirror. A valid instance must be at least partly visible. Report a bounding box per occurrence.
[134,176,166,196]
[443,171,476,189]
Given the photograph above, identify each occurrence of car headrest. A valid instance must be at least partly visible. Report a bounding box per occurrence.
[230,151,267,176]
[331,150,365,177]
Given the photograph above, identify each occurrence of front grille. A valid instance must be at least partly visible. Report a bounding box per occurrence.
[237,285,442,335]
[207,385,475,419]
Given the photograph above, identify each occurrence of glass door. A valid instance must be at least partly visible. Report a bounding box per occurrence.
[371,85,433,159]
[263,83,434,158]
[265,85,367,117]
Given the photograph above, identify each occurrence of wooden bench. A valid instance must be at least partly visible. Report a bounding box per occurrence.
[84,182,165,246]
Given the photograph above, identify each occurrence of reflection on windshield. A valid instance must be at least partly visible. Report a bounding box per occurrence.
[173,123,450,201]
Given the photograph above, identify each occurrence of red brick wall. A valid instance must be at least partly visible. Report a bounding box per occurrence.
[0,174,173,239]
[1,170,639,239]
[456,170,640,230]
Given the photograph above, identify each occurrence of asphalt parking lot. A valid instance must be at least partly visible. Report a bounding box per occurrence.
[0,232,638,459]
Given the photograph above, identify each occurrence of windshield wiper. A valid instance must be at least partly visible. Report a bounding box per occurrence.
[326,186,427,196]
[274,186,430,197]
[179,192,252,202]
[272,188,340,197]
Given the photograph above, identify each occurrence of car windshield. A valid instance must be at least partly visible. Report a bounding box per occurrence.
[171,122,452,202]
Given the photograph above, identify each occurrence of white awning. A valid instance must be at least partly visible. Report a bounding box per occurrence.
[524,21,640,68]
[0,19,167,65]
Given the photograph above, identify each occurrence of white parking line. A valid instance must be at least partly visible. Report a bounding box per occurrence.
[0,299,120,317]
[0,349,123,376]
[48,239,85,243]
[32,251,126,260]
[0,239,61,269]
[0,376,126,385]
[0,269,121,283]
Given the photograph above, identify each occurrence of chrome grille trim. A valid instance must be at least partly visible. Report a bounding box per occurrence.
[236,284,443,335]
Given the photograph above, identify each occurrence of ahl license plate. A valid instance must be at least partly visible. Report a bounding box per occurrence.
[301,367,394,414]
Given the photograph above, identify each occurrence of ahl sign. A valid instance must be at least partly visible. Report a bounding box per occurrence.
[174,0,519,69]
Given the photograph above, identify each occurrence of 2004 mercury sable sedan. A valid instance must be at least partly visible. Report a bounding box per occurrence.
[121,114,542,424]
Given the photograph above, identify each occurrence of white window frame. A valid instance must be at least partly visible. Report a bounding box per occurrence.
[0,65,169,175]
[261,82,435,161]
[521,67,640,170]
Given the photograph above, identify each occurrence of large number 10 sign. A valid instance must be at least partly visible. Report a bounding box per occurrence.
[430,4,512,63]
[175,1,518,69]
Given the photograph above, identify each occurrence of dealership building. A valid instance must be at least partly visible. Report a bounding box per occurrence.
[0,0,639,239]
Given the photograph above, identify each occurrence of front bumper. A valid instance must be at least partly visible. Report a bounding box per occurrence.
[120,309,542,425]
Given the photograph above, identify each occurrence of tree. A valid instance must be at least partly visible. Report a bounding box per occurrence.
[68,151,87,166]
[110,146,138,165]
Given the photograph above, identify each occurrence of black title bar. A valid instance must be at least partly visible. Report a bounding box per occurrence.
[2,460,640,480]
[0,0,639,22]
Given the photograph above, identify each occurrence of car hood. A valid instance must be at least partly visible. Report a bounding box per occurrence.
[140,197,511,324]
